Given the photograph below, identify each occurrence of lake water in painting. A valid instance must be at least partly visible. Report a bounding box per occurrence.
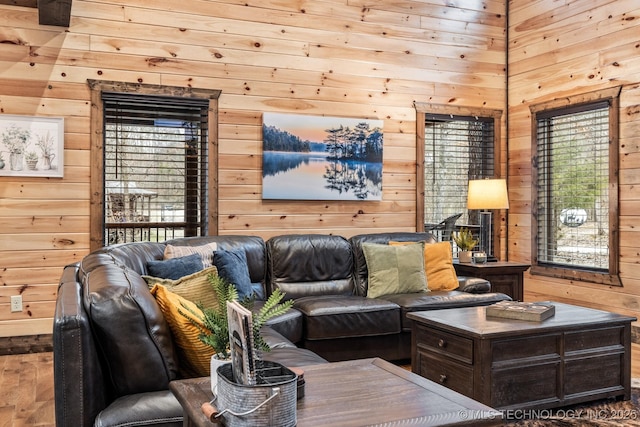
[262,151,382,200]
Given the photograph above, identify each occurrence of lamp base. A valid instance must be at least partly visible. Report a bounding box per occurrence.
[479,211,493,258]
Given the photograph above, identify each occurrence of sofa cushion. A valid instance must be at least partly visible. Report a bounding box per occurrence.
[259,325,298,349]
[294,295,401,340]
[381,290,512,330]
[266,234,355,299]
[146,253,204,280]
[150,284,214,377]
[213,248,253,299]
[362,242,427,298]
[255,301,304,344]
[142,266,220,310]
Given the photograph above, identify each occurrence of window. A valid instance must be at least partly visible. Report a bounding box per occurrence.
[415,103,502,254]
[530,88,620,285]
[89,81,220,251]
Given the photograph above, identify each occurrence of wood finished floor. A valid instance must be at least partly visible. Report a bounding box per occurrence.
[3,344,640,426]
[0,352,54,427]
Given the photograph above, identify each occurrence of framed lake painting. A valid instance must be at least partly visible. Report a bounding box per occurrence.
[0,114,64,178]
[262,113,383,200]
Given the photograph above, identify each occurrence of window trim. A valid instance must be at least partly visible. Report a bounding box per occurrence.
[88,80,220,251]
[529,87,621,286]
[414,102,503,256]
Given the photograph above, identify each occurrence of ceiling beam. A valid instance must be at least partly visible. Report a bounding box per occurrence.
[0,0,37,6]
[0,0,71,27]
[38,0,71,27]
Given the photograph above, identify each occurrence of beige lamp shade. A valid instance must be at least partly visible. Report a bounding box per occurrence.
[467,179,510,210]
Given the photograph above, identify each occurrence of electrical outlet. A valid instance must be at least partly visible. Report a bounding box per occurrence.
[10,295,22,312]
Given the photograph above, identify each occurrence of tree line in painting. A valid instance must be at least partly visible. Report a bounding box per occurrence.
[263,122,383,162]
[263,125,311,152]
[324,122,383,162]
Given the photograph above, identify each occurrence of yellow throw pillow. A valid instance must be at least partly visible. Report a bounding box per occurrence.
[164,242,218,267]
[150,284,214,378]
[390,241,459,291]
[423,242,459,291]
[143,266,219,310]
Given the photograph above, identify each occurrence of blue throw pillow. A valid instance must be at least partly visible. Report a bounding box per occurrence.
[213,249,253,299]
[147,253,203,280]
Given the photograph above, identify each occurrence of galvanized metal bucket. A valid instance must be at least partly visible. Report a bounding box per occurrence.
[215,361,297,427]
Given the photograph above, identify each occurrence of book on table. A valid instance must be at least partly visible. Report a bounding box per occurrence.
[226,300,257,385]
[486,301,555,321]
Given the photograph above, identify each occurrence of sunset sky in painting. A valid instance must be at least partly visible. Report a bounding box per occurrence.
[263,112,383,143]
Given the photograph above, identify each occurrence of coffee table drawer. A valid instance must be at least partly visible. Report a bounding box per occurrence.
[492,334,559,362]
[417,351,474,397]
[565,352,624,396]
[415,324,473,363]
[492,362,560,408]
[565,326,625,353]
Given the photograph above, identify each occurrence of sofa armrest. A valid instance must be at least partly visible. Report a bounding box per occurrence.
[457,276,492,293]
[54,264,107,427]
[93,391,183,427]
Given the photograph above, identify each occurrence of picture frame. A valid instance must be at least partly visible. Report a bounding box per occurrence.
[0,114,64,178]
[262,112,383,201]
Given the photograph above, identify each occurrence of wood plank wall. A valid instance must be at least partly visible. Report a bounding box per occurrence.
[508,0,640,319]
[0,0,507,336]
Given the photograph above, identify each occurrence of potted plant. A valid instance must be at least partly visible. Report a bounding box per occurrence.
[1,124,30,171]
[25,151,39,170]
[36,131,55,170]
[181,273,294,388]
[453,228,479,263]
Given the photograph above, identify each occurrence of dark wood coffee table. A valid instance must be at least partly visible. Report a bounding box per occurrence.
[408,302,636,411]
[170,357,501,426]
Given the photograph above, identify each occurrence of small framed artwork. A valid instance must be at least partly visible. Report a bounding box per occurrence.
[0,114,64,178]
[262,112,383,201]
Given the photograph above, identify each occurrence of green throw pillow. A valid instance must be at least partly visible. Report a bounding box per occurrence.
[143,266,219,309]
[362,242,427,298]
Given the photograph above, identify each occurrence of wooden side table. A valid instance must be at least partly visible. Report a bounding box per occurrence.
[454,261,530,301]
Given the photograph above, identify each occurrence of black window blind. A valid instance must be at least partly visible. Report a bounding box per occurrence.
[535,102,609,270]
[102,92,209,245]
[424,114,495,227]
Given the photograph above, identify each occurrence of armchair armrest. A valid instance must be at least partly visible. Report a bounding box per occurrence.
[457,276,492,293]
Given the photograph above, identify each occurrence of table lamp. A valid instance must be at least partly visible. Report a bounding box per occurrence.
[466,178,509,261]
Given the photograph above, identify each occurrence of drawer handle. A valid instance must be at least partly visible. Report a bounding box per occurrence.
[439,374,447,383]
[438,339,447,348]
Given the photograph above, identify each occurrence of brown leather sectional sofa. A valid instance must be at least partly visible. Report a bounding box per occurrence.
[53,232,510,427]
